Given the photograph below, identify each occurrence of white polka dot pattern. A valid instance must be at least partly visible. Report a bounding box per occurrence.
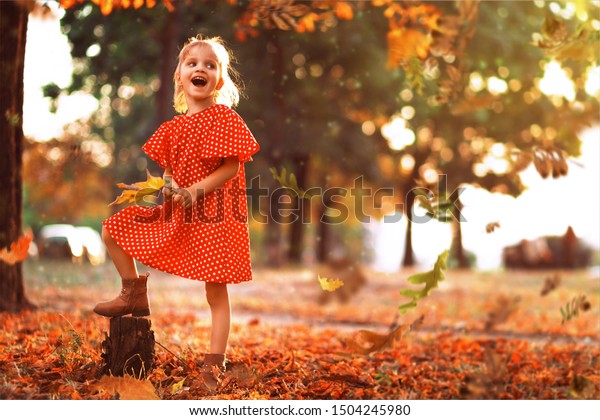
[103,104,260,283]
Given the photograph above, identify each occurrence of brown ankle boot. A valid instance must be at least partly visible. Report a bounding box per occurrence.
[93,273,151,317]
[200,353,226,391]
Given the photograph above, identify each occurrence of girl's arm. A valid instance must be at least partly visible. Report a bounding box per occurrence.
[173,156,240,208]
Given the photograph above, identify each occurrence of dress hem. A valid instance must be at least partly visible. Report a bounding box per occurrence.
[102,219,252,284]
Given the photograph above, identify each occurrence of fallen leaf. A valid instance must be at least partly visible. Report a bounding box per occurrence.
[94,375,159,400]
[346,317,423,355]
[318,275,344,292]
[171,377,185,395]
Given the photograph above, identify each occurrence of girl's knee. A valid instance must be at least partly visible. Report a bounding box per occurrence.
[101,226,114,245]
[205,283,228,307]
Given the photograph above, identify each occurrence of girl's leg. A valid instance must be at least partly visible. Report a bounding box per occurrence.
[102,226,138,279]
[205,282,231,354]
[94,227,148,317]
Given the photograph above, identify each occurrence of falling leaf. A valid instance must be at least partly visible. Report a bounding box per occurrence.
[399,250,449,313]
[560,295,591,324]
[484,295,521,331]
[109,169,166,206]
[0,231,33,265]
[486,222,500,234]
[540,274,561,296]
[94,375,159,400]
[269,166,316,199]
[461,348,508,399]
[318,275,344,292]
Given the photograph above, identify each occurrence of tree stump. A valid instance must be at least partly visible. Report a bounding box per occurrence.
[100,317,155,378]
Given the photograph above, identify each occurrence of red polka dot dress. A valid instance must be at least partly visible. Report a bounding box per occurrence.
[103,104,260,283]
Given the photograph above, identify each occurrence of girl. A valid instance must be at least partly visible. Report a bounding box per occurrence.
[94,35,259,390]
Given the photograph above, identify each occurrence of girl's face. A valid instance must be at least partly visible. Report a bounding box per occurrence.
[177,43,224,112]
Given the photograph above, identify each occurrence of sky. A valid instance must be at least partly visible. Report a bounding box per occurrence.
[22,5,600,271]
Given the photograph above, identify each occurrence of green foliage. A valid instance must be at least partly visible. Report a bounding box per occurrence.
[399,250,449,313]
[269,166,316,199]
[560,294,591,324]
[413,188,457,223]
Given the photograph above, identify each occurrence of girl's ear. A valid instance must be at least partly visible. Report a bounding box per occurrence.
[216,78,224,90]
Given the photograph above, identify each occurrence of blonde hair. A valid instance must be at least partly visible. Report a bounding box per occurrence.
[173,35,242,113]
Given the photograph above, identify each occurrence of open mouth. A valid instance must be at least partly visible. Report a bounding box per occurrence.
[192,77,207,87]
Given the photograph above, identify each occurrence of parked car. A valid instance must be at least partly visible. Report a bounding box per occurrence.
[37,224,105,265]
[76,226,106,265]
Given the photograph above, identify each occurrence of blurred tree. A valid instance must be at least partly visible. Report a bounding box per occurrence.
[45,0,600,274]
[382,1,599,267]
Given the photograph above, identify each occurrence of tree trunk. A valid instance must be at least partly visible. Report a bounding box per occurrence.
[316,193,333,263]
[402,190,415,267]
[265,32,286,267]
[451,198,469,268]
[288,154,308,263]
[100,317,155,378]
[0,1,33,312]
[155,5,180,124]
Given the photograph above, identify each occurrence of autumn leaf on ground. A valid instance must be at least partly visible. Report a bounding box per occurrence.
[540,274,561,296]
[94,375,159,400]
[399,250,449,313]
[0,231,32,265]
[561,295,591,324]
[570,373,594,398]
[109,169,166,206]
[318,274,344,292]
[346,316,423,355]
[170,377,186,395]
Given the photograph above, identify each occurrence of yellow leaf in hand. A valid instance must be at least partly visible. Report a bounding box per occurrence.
[318,274,344,292]
[109,170,165,207]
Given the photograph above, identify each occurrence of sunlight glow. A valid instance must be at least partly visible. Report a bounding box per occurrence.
[381,116,415,151]
[24,11,98,141]
[585,66,600,96]
[469,72,485,92]
[487,76,508,95]
[539,60,576,101]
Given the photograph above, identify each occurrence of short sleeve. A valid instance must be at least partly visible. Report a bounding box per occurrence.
[142,121,172,168]
[202,109,260,163]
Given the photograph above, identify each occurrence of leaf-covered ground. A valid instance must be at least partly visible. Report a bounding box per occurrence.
[0,261,598,399]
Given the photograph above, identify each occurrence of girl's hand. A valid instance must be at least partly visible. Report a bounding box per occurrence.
[172,187,198,209]
[162,176,179,200]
